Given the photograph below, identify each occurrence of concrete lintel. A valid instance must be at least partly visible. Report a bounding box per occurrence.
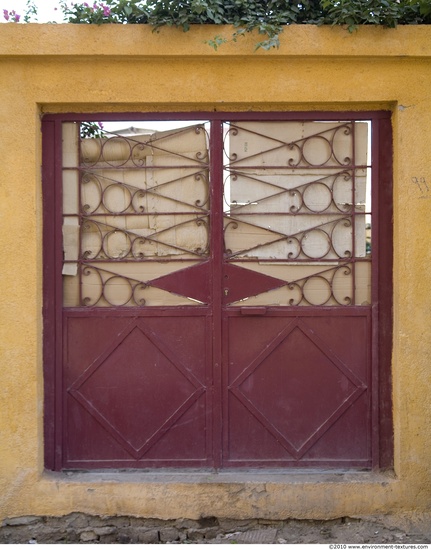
[0,24,430,59]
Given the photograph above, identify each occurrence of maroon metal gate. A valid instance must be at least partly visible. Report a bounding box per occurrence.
[43,112,393,470]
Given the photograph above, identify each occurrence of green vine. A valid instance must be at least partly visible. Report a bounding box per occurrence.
[80,121,106,139]
[4,0,431,50]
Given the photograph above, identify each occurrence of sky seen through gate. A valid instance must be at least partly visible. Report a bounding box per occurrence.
[3,0,70,22]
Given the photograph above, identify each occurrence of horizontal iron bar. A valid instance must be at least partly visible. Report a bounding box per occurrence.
[44,111,389,122]
[224,211,371,216]
[65,212,210,216]
[224,258,371,263]
[224,164,371,170]
[63,258,207,263]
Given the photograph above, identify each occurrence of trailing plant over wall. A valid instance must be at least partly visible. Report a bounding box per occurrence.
[321,0,430,32]
[58,0,431,48]
[4,0,431,49]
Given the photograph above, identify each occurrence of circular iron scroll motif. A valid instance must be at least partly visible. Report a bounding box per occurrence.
[331,218,353,259]
[81,219,103,260]
[332,171,354,214]
[302,276,332,306]
[81,173,102,214]
[102,183,133,214]
[285,264,352,306]
[302,182,333,213]
[301,136,333,167]
[103,275,134,306]
[331,124,353,166]
[81,136,149,168]
[81,265,148,307]
[332,264,353,305]
[103,229,132,260]
[81,173,147,215]
[301,229,332,259]
[81,266,103,306]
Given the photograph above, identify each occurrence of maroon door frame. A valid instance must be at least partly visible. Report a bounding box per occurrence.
[42,111,393,471]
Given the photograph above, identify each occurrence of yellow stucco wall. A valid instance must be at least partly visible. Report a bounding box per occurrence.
[1,23,431,521]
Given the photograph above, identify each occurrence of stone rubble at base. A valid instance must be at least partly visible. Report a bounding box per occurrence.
[1,514,430,544]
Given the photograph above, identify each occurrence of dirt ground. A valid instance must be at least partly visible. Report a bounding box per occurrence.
[1,513,431,544]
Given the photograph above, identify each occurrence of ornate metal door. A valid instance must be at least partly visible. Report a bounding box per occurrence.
[43,113,392,470]
[222,120,373,467]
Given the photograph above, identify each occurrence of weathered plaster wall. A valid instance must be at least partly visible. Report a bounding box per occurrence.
[0,24,430,521]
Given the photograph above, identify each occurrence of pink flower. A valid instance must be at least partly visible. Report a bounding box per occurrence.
[3,9,20,22]
[102,4,110,16]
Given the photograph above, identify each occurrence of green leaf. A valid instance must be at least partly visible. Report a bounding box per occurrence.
[57,0,431,49]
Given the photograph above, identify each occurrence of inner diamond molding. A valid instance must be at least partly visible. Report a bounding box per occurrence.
[68,321,204,459]
[230,318,367,459]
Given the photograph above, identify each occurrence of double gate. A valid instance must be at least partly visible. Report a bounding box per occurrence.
[43,112,393,470]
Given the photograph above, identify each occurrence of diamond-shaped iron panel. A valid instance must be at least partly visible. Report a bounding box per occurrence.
[69,323,202,458]
[231,319,366,459]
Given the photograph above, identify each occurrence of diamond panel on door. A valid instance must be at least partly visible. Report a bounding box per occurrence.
[64,314,211,467]
[224,313,371,467]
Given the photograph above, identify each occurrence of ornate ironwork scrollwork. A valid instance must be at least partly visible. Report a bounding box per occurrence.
[81,265,148,307]
[64,119,370,309]
[284,263,353,306]
[224,215,353,261]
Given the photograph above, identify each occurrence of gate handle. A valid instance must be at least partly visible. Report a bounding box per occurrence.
[240,307,267,315]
